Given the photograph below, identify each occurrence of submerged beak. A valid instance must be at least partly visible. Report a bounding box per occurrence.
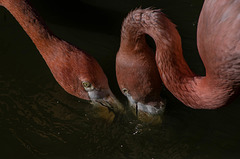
[126,95,166,124]
[133,101,165,125]
[89,92,124,122]
[101,94,124,113]
[88,89,124,114]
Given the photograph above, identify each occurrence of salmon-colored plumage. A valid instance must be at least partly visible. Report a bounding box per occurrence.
[116,0,240,114]
[0,0,123,113]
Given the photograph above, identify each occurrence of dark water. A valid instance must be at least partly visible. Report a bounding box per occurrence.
[1,0,240,158]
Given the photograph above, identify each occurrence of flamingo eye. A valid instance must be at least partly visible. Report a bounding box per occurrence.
[82,81,94,91]
[122,88,129,94]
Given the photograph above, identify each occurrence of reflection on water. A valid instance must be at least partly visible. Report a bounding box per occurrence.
[1,0,240,158]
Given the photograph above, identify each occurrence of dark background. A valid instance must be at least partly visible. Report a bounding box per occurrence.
[0,0,240,159]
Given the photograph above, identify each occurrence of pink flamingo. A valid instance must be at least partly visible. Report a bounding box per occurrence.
[116,0,240,117]
[0,0,123,114]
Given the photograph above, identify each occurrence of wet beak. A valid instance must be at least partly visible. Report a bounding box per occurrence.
[134,102,165,125]
[89,92,124,122]
[97,93,124,113]
[88,89,124,114]
[126,95,166,125]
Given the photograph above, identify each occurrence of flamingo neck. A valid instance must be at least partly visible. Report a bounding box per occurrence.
[121,9,234,109]
[1,0,56,56]
[0,0,92,99]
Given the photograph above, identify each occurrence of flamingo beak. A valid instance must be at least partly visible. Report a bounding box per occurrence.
[101,94,125,113]
[125,94,166,124]
[133,101,166,125]
[88,89,124,114]
[86,89,124,122]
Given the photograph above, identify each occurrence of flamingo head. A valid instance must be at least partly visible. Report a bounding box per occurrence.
[80,78,124,121]
[118,81,166,124]
[80,79,124,115]
[50,51,124,117]
[116,47,166,124]
[76,58,124,115]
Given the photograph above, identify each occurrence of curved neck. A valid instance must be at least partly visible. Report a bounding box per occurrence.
[120,9,234,109]
[0,0,89,99]
[1,0,55,55]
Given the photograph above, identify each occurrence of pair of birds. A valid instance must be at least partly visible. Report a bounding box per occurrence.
[1,0,240,119]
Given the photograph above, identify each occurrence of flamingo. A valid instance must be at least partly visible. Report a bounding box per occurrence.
[116,0,240,118]
[0,0,123,115]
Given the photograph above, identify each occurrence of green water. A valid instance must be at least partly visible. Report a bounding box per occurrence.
[1,0,240,158]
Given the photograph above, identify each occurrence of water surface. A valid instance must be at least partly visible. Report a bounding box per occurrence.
[1,0,240,158]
